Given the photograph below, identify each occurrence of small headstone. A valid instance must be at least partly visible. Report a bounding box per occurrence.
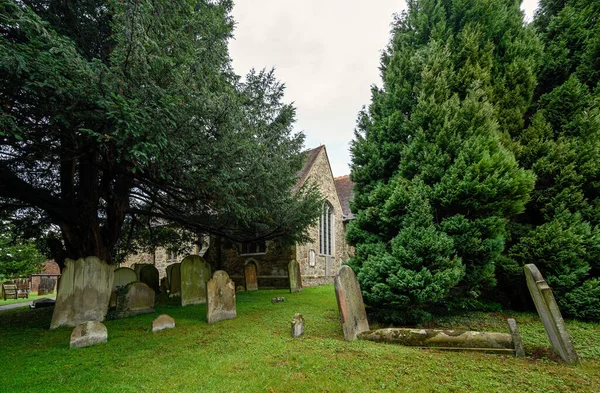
[50,256,114,329]
[288,260,302,293]
[507,318,525,357]
[236,285,245,293]
[524,264,579,364]
[206,271,236,324]
[169,263,182,296]
[152,314,175,333]
[245,262,258,291]
[70,321,108,349]
[122,282,155,317]
[291,313,305,338]
[180,255,212,306]
[139,265,160,293]
[334,265,369,341]
[111,267,137,307]
[271,297,285,304]
[38,276,56,295]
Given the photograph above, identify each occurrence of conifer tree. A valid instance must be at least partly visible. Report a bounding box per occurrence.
[349,0,539,324]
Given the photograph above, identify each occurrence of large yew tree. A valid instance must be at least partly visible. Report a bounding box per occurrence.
[0,0,320,266]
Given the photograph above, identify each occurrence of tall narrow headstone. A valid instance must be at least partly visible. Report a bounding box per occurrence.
[180,255,212,306]
[110,267,137,307]
[122,282,155,316]
[50,256,114,329]
[524,264,579,364]
[507,318,526,357]
[139,265,160,293]
[245,262,258,291]
[169,263,181,296]
[288,260,302,293]
[334,265,369,341]
[166,264,175,287]
[206,271,236,324]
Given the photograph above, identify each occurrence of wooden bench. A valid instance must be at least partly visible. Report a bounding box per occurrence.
[3,284,18,301]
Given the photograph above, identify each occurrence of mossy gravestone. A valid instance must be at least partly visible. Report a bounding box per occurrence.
[110,267,137,307]
[334,265,369,341]
[180,255,212,306]
[245,262,258,291]
[51,256,114,329]
[122,282,155,316]
[288,260,302,293]
[139,265,160,293]
[168,263,182,296]
[206,271,236,324]
[524,264,579,364]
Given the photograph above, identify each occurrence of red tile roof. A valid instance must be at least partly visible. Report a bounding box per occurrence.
[334,175,355,221]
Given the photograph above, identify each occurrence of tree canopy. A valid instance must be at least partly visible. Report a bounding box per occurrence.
[0,0,321,266]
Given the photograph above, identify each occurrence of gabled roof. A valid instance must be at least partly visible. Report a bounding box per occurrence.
[295,145,326,189]
[334,175,355,221]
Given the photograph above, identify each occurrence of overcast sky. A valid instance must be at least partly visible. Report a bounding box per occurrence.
[229,1,540,177]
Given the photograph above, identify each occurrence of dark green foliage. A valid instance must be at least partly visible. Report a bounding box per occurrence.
[349,0,539,323]
[0,227,46,280]
[560,278,600,321]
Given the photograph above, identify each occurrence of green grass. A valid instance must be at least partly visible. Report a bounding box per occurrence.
[0,285,598,393]
[0,291,55,306]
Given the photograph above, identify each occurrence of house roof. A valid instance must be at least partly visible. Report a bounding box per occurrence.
[334,175,355,221]
[295,145,326,189]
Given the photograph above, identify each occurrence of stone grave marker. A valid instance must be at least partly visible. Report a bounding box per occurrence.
[507,318,526,357]
[334,265,369,341]
[51,256,114,329]
[153,314,175,333]
[180,255,212,306]
[110,267,137,307]
[139,265,160,293]
[206,270,236,324]
[244,262,258,291]
[524,264,579,364]
[288,260,302,293]
[168,263,182,296]
[121,282,155,317]
[70,321,108,349]
[38,276,56,295]
[291,314,305,338]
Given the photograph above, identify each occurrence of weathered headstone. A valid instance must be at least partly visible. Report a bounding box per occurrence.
[70,321,108,349]
[38,277,56,295]
[50,256,114,329]
[288,260,302,293]
[291,314,305,338]
[110,267,137,307]
[206,271,236,324]
[121,282,155,317]
[152,314,176,333]
[507,318,526,357]
[334,265,369,341]
[168,263,181,296]
[524,264,579,364]
[180,255,212,306]
[245,262,258,291]
[166,264,175,287]
[139,265,160,293]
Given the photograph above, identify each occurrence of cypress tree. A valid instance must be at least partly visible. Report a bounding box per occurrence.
[348,0,539,324]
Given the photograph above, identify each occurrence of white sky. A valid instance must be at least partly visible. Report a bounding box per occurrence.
[229,1,540,177]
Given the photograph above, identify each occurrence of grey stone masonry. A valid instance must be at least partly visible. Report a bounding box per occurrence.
[334,265,369,341]
[524,264,579,364]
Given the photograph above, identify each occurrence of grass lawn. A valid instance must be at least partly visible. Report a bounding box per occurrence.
[0,285,598,393]
[0,291,56,306]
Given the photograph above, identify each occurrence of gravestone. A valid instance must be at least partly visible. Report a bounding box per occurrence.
[334,265,369,341]
[168,263,182,296]
[122,282,155,316]
[244,262,258,291]
[110,268,137,307]
[524,264,579,364]
[139,265,160,293]
[50,256,114,329]
[180,255,212,306]
[288,260,302,293]
[70,321,107,349]
[152,314,175,333]
[507,318,526,357]
[206,271,236,324]
[291,314,305,338]
[38,277,56,295]
[166,264,175,287]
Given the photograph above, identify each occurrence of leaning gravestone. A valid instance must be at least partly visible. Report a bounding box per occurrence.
[50,256,114,329]
[288,260,302,293]
[524,264,579,364]
[334,265,369,341]
[70,321,108,349]
[110,267,137,307]
[206,271,236,324]
[139,265,160,293]
[168,263,182,296]
[121,282,155,317]
[180,255,212,306]
[244,262,258,291]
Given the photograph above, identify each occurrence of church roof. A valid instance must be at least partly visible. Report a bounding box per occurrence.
[295,145,326,189]
[334,175,355,221]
